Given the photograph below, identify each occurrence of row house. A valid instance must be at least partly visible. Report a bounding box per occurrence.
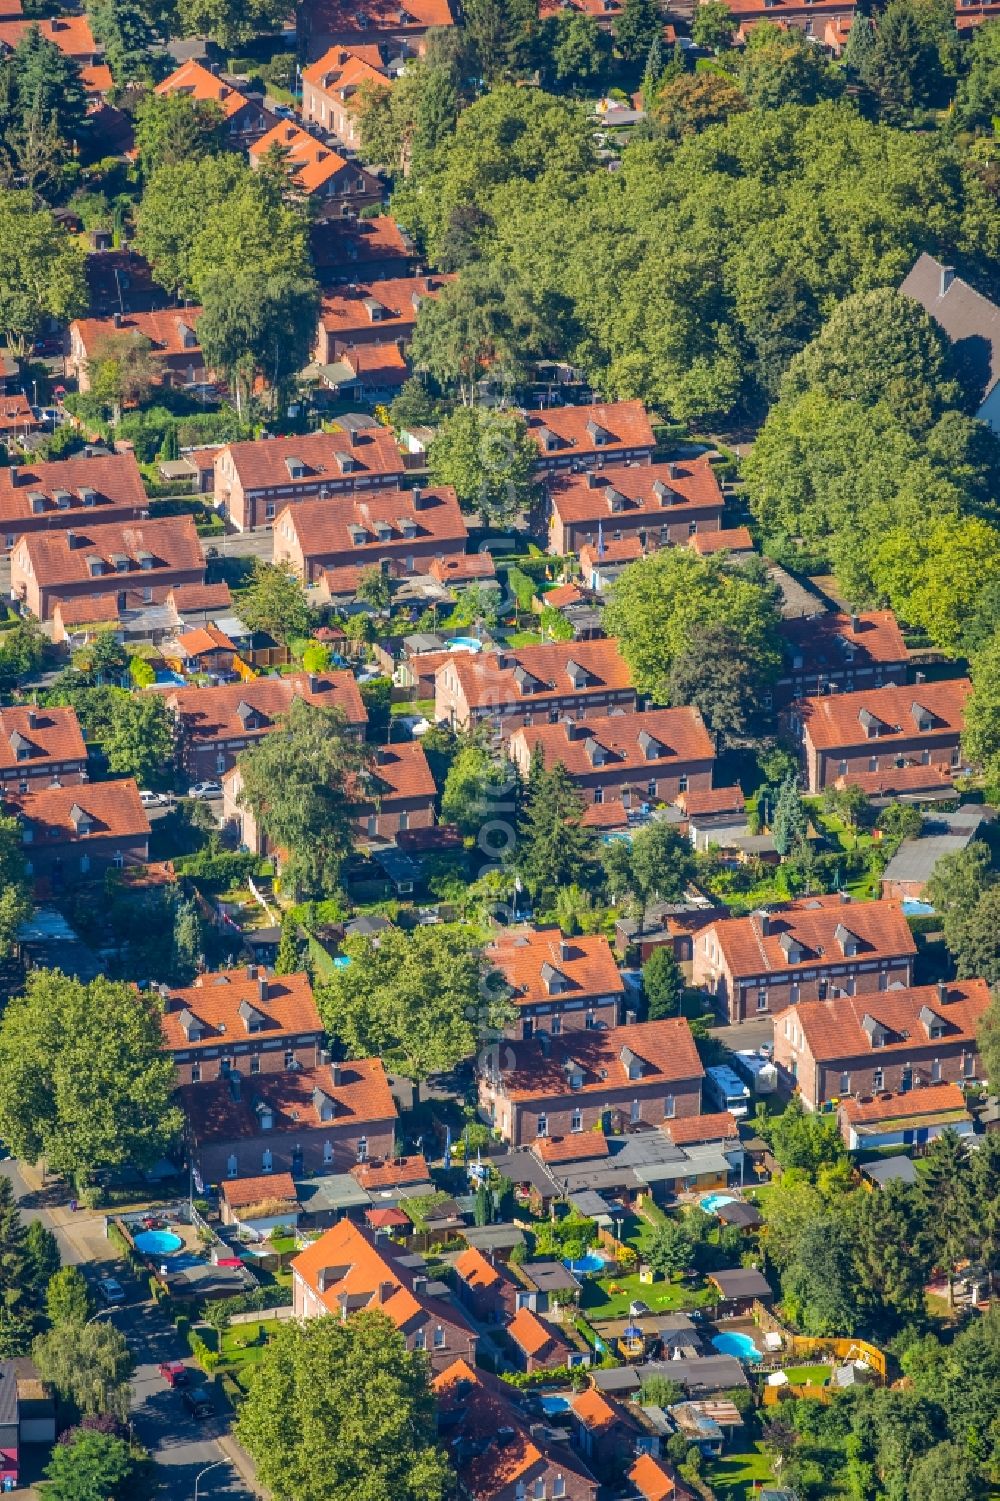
[838,1082,975,1151]
[319,342,410,403]
[479,1017,704,1147]
[301,0,455,57]
[688,526,755,560]
[0,453,148,552]
[433,1358,598,1501]
[540,0,623,26]
[213,427,405,531]
[773,978,991,1109]
[0,13,100,72]
[794,678,972,795]
[166,670,366,780]
[547,456,725,556]
[153,59,275,147]
[11,514,204,622]
[314,274,453,362]
[311,214,418,286]
[160,965,325,1086]
[10,779,150,887]
[292,1220,477,1373]
[451,1247,518,1325]
[434,638,636,735]
[526,400,656,475]
[700,0,857,39]
[0,706,87,794]
[508,707,716,813]
[181,1056,397,1182]
[692,895,917,1023]
[249,121,382,215]
[301,44,390,147]
[506,1306,576,1374]
[67,308,205,394]
[485,926,626,1040]
[272,485,468,583]
[774,610,909,708]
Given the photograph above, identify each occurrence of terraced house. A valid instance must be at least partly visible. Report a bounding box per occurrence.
[0,706,87,793]
[160,966,325,1086]
[485,926,626,1040]
[213,428,405,531]
[435,639,636,735]
[526,400,656,474]
[0,452,148,552]
[547,455,725,556]
[10,515,204,622]
[272,485,468,584]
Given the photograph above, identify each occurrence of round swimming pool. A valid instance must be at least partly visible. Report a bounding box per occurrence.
[700,1192,738,1215]
[134,1229,183,1256]
[564,1253,605,1275]
[712,1331,761,1361]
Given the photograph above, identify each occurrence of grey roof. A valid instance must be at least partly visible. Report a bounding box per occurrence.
[716,1200,764,1228]
[882,813,988,886]
[862,1156,918,1188]
[295,1173,372,1213]
[710,1268,772,1299]
[900,253,1000,406]
[344,914,392,938]
[520,1260,581,1293]
[461,1223,526,1253]
[0,1360,18,1428]
[567,1189,619,1219]
[593,1354,748,1395]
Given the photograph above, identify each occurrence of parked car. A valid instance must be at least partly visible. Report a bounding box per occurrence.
[187,781,222,800]
[139,790,169,807]
[158,1362,188,1387]
[181,1385,214,1419]
[96,1276,125,1306]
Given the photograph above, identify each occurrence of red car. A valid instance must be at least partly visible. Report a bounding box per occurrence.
[158,1362,188,1387]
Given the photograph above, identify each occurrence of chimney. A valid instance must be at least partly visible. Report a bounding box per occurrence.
[330,1061,341,1086]
[112,311,124,328]
[937,979,949,1005]
[558,938,570,962]
[246,963,257,980]
[308,673,320,693]
[349,427,361,447]
[625,1008,637,1025]
[665,461,679,480]
[8,466,18,486]
[65,530,78,550]
[258,976,269,1004]
[940,264,955,296]
[496,651,509,670]
[378,1279,395,1304]
[27,709,38,730]
[758,912,770,937]
[412,487,425,510]
[849,613,860,633]
[412,1274,428,1296]
[839,890,851,903]
[915,670,926,684]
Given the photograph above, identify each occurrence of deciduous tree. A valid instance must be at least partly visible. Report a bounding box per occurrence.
[46,1267,92,1328]
[33,1322,134,1421]
[0,191,86,353]
[427,406,537,523]
[133,91,224,171]
[238,560,312,644]
[43,1429,139,1501]
[102,691,175,786]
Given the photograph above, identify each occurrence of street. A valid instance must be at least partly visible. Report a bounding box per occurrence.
[204,531,274,563]
[1,1158,255,1501]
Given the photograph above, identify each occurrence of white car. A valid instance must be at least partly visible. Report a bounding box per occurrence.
[139,790,168,808]
[187,781,222,800]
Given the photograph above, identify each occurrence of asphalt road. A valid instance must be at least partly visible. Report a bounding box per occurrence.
[204,531,274,563]
[1,1158,254,1501]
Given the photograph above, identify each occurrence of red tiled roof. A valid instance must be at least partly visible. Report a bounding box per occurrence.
[318,275,454,339]
[0,705,86,772]
[277,485,465,560]
[533,1132,611,1163]
[571,1386,619,1432]
[169,581,232,612]
[506,1305,564,1358]
[783,980,991,1063]
[220,427,404,491]
[80,62,113,94]
[680,785,745,817]
[250,121,353,194]
[174,625,235,659]
[181,1058,397,1145]
[302,42,388,88]
[160,967,322,1053]
[0,13,96,58]
[220,1171,297,1208]
[52,594,120,628]
[439,637,633,710]
[689,526,754,556]
[312,216,414,276]
[798,679,971,753]
[494,1018,703,1103]
[834,763,959,797]
[629,1453,682,1501]
[550,455,723,526]
[427,553,496,583]
[0,452,148,525]
[486,926,625,1009]
[511,706,714,778]
[542,582,584,608]
[361,742,436,804]
[167,671,366,745]
[155,59,253,120]
[526,400,655,461]
[780,610,909,674]
[305,0,454,37]
[454,1246,502,1290]
[16,514,203,591]
[0,394,37,434]
[664,1111,740,1146]
[840,1082,969,1125]
[339,342,409,386]
[579,537,645,572]
[366,1206,409,1227]
[581,798,629,829]
[72,308,203,361]
[8,777,150,843]
[705,896,917,980]
[352,1153,430,1190]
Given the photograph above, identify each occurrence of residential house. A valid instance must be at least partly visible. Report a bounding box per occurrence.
[772,979,991,1109]
[435,638,636,735]
[614,895,727,965]
[0,13,100,68]
[167,581,234,622]
[292,1220,477,1371]
[479,1017,704,1147]
[167,670,366,780]
[539,0,622,26]
[774,611,909,709]
[160,965,325,1086]
[0,452,148,552]
[900,254,1000,432]
[10,779,150,887]
[628,1452,695,1501]
[301,0,455,58]
[508,707,716,814]
[547,456,725,556]
[691,895,917,1023]
[881,807,992,902]
[167,625,237,677]
[698,0,856,39]
[579,536,644,592]
[0,393,38,449]
[318,342,410,403]
[678,787,750,852]
[569,1388,642,1479]
[51,594,123,644]
[249,120,381,213]
[506,1305,576,1373]
[433,1358,598,1501]
[793,678,972,795]
[838,1082,975,1151]
[181,1056,397,1181]
[273,485,468,583]
[67,308,206,393]
[219,1172,300,1236]
[527,400,656,474]
[0,1359,56,1491]
[687,526,755,560]
[311,215,417,285]
[452,1247,517,1325]
[301,44,390,146]
[213,427,405,531]
[0,706,87,793]
[153,59,274,147]
[10,514,205,621]
[352,1152,434,1201]
[84,247,171,318]
[485,926,626,1040]
[314,275,453,362]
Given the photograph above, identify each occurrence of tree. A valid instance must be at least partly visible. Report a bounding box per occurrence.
[963,633,1000,787]
[0,190,87,353]
[0,812,32,960]
[978,990,1000,1095]
[643,946,683,1020]
[237,697,372,897]
[645,1219,694,1277]
[171,898,203,982]
[23,1220,59,1311]
[850,1181,930,1331]
[86,0,153,84]
[412,267,555,403]
[236,1311,450,1501]
[0,616,47,683]
[427,406,537,523]
[628,820,696,903]
[615,0,661,65]
[772,775,808,857]
[197,267,319,413]
[739,22,840,108]
[356,565,390,612]
[917,1128,975,1304]
[667,621,773,746]
[46,1267,91,1328]
[767,1097,846,1175]
[0,1176,32,1357]
[275,911,303,976]
[238,560,311,644]
[952,19,1000,131]
[441,743,511,837]
[843,12,877,82]
[43,1429,140,1501]
[952,887,1000,986]
[317,923,504,1080]
[518,758,598,907]
[102,691,175,786]
[541,11,610,91]
[651,71,746,139]
[639,1375,685,1406]
[134,154,246,296]
[691,0,736,50]
[908,1442,987,1501]
[925,842,992,956]
[33,1322,133,1422]
[7,26,86,151]
[782,1215,859,1334]
[134,91,225,170]
[866,0,948,118]
[176,0,290,46]
[0,971,183,1185]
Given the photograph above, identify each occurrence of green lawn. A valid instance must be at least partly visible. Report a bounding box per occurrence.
[707,1441,776,1501]
[780,1363,832,1386]
[505,630,544,647]
[581,1271,717,1322]
[391,698,434,718]
[219,1322,274,1370]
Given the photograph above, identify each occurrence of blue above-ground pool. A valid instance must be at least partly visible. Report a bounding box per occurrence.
[700,1192,738,1214]
[539,1394,571,1416]
[564,1252,605,1275]
[712,1330,761,1361]
[332,955,352,969]
[134,1229,183,1256]
[447,637,482,653]
[901,898,935,916]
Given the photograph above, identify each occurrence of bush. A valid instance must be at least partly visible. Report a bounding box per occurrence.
[188,1328,222,1372]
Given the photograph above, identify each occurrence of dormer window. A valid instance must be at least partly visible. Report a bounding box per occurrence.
[53,489,72,510]
[399,518,417,538]
[87,558,105,577]
[537,426,558,453]
[620,1045,643,1080]
[911,701,934,732]
[136,550,154,571]
[375,521,392,542]
[78,487,97,508]
[363,297,385,321]
[178,1007,204,1042]
[541,962,567,994]
[919,1005,946,1039]
[565,660,588,689]
[858,708,883,740]
[348,525,367,545]
[604,486,626,513]
[586,419,611,446]
[636,729,662,761]
[9,731,32,762]
[834,922,860,957]
[335,452,357,474]
[237,701,262,730]
[861,1013,889,1048]
[28,492,46,514]
[69,803,93,836]
[779,932,804,964]
[285,457,306,480]
[584,736,606,767]
[256,1102,274,1130]
[110,553,129,574]
[238,999,266,1033]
